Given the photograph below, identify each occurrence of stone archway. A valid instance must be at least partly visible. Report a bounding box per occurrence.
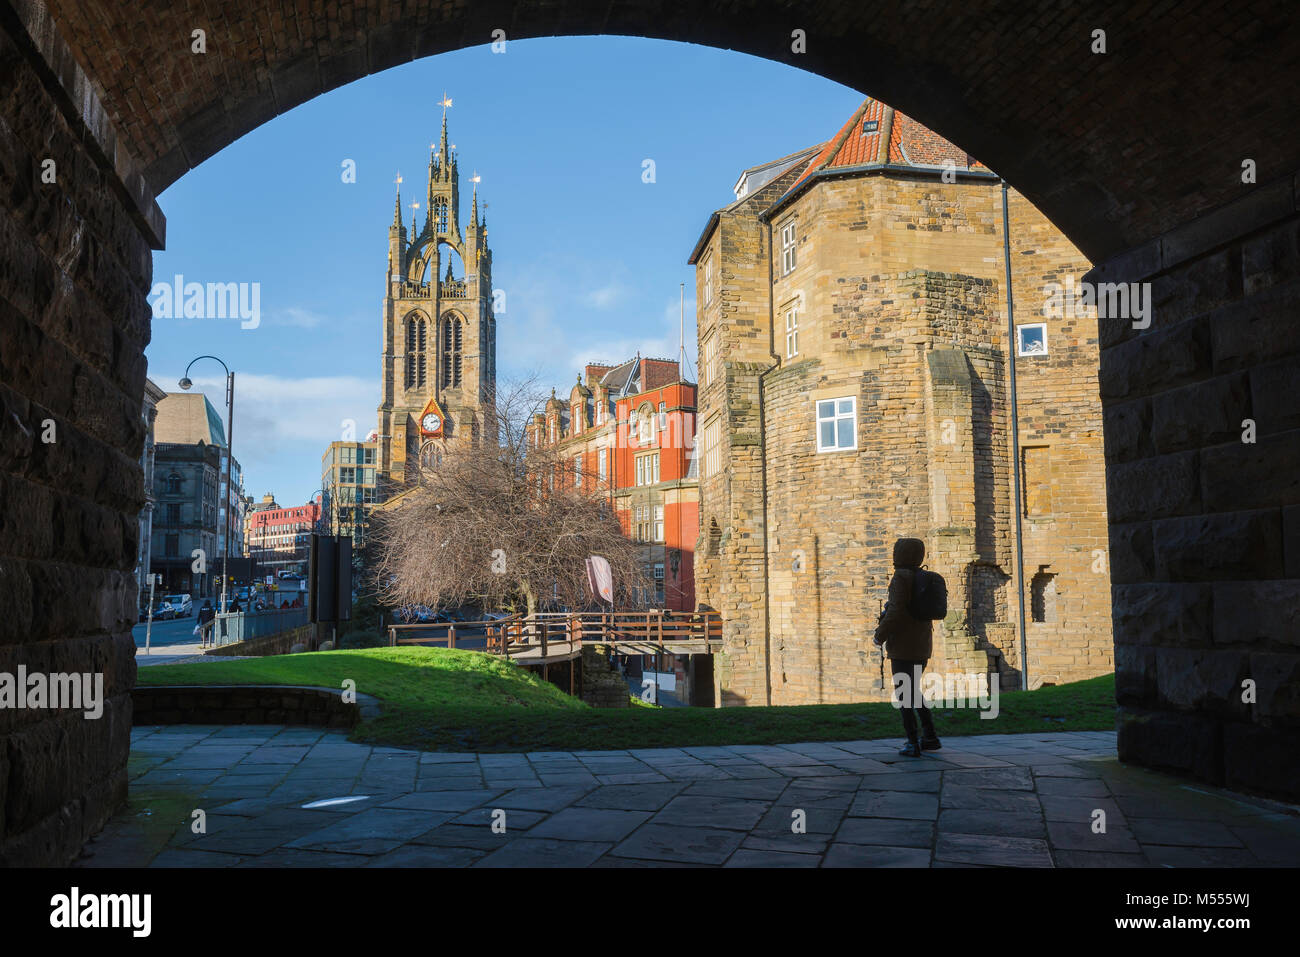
[1,0,1298,863]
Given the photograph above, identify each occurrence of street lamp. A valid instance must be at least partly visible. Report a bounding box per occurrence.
[180,355,235,616]
[308,488,332,536]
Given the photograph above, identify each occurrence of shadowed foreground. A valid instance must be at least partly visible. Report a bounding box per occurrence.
[78,727,1300,868]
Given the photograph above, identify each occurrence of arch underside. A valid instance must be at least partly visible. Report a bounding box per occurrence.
[40,0,1300,262]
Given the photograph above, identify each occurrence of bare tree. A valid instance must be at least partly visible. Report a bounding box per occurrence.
[370,375,650,616]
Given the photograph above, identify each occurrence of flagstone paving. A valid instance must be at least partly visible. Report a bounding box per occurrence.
[76,727,1300,868]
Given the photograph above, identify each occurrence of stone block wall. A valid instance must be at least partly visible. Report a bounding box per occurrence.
[1092,175,1300,799]
[580,645,629,708]
[0,5,162,866]
[697,167,1114,706]
[204,622,315,658]
[132,685,360,728]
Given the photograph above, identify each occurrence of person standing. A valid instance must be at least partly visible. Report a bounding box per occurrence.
[196,599,215,647]
[872,538,942,757]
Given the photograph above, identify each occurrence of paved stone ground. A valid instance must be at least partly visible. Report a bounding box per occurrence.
[77,727,1300,867]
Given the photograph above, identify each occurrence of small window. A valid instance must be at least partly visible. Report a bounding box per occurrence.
[785,306,799,358]
[704,334,721,387]
[780,219,797,275]
[703,254,714,306]
[816,397,857,452]
[1017,323,1048,357]
[704,418,721,477]
[598,447,608,481]
[653,504,664,542]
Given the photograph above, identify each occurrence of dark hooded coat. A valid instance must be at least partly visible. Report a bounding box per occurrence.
[874,538,933,661]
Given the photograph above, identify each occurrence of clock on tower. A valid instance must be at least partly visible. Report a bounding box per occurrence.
[418,395,448,438]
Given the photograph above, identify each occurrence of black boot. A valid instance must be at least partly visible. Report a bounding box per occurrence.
[919,711,940,750]
[898,738,923,758]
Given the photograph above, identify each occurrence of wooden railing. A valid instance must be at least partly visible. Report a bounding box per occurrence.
[387,609,722,661]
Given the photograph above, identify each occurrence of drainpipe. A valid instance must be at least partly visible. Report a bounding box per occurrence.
[1002,180,1030,692]
[758,218,779,707]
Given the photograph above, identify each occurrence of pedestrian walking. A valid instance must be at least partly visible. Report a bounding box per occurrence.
[872,537,946,757]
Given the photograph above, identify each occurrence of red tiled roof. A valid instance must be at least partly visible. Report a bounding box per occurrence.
[787,98,985,193]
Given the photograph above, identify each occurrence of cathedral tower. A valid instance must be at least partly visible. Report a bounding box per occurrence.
[377,105,497,494]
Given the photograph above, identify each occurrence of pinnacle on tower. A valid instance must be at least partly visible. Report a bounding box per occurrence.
[439,112,451,181]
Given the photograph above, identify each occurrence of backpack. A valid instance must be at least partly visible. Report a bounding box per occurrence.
[907,567,947,621]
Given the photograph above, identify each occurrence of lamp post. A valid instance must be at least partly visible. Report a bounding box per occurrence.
[180,356,234,617]
[308,488,332,536]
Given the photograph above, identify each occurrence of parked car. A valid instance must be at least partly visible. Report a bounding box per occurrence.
[151,600,176,620]
[164,593,193,617]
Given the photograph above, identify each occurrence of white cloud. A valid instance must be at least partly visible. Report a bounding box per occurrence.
[272,306,327,328]
[582,282,626,309]
[182,372,379,502]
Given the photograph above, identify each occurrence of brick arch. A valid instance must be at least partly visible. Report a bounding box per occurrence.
[3,1,1300,866]
[35,0,1300,261]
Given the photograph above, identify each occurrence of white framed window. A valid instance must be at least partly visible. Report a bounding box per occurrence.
[598,447,607,481]
[653,504,664,542]
[816,397,857,452]
[1017,323,1048,357]
[704,417,721,477]
[653,562,665,602]
[780,218,797,275]
[785,305,799,358]
[704,333,720,387]
[703,253,714,306]
[574,454,582,484]
[635,452,659,486]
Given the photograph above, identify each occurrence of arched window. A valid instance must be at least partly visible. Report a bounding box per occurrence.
[166,473,182,494]
[404,314,427,389]
[440,314,463,388]
[433,197,449,234]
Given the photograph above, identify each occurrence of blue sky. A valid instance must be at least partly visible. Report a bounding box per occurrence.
[147,36,863,505]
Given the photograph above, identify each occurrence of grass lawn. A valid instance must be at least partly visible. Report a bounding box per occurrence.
[136,646,1118,752]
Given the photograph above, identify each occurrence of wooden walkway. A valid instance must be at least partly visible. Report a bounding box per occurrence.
[387,610,722,666]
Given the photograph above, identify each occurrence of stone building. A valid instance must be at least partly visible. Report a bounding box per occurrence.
[134,377,166,611]
[150,440,222,598]
[688,98,1113,706]
[376,111,496,495]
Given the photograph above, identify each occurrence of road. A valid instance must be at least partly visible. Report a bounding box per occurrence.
[133,613,202,649]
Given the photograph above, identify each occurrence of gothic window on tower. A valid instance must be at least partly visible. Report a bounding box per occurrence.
[404,314,427,389]
[440,315,463,388]
[433,197,449,234]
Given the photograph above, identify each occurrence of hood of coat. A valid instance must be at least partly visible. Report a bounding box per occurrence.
[892,537,926,568]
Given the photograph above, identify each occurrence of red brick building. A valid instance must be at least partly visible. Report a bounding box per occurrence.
[245,493,322,576]
[529,356,699,610]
